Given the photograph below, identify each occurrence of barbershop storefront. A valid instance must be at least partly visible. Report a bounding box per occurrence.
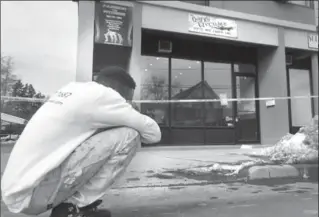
[76,1,318,146]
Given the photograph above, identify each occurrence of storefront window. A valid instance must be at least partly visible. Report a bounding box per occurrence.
[204,62,233,127]
[171,58,203,126]
[289,69,313,126]
[140,56,169,126]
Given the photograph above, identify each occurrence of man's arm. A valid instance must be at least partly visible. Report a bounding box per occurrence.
[90,87,161,144]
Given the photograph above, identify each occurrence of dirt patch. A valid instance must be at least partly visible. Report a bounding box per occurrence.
[126,177,140,182]
[168,186,185,190]
[147,173,177,180]
[152,169,240,183]
[251,190,263,194]
[298,187,313,190]
[228,187,239,191]
[146,170,155,174]
[271,186,292,192]
[289,190,309,194]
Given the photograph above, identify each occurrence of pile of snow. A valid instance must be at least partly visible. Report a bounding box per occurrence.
[177,159,270,177]
[157,117,318,177]
[252,115,318,164]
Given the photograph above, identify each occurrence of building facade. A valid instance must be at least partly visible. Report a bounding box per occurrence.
[75,0,318,146]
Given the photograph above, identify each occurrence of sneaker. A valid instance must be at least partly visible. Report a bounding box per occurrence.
[50,200,111,217]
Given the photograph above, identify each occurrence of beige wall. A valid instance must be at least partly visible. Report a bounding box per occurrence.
[209,0,316,25]
[284,28,318,51]
[139,1,315,31]
[257,27,289,145]
[76,1,95,82]
[128,2,143,103]
[141,4,279,46]
[315,0,318,26]
[312,53,319,115]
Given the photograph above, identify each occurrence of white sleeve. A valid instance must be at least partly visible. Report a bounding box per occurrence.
[90,87,161,144]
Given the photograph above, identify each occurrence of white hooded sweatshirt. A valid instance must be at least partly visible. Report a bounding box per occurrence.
[1,81,161,212]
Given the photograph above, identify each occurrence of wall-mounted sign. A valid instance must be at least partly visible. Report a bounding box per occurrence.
[188,13,238,39]
[219,93,229,106]
[95,2,133,47]
[266,99,276,108]
[308,34,318,49]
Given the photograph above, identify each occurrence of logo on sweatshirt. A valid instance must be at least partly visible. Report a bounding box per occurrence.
[47,91,73,105]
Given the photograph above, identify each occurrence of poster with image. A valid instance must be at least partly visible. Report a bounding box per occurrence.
[95,1,133,47]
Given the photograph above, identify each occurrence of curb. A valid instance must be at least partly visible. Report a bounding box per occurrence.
[112,164,318,189]
[246,164,318,181]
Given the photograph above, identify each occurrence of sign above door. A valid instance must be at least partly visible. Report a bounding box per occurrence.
[188,13,238,39]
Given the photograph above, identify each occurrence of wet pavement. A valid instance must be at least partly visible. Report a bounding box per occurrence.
[1,146,318,217]
[1,180,318,217]
[1,145,264,189]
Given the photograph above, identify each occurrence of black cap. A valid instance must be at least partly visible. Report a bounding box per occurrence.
[98,66,136,89]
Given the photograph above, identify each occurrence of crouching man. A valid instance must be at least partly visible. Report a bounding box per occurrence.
[1,66,161,217]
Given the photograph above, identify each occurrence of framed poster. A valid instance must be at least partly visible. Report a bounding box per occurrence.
[308,34,318,49]
[95,1,133,47]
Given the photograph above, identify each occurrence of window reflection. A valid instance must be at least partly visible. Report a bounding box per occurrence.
[171,58,203,126]
[204,62,233,127]
[234,63,256,74]
[288,0,313,8]
[140,56,169,126]
[236,76,256,114]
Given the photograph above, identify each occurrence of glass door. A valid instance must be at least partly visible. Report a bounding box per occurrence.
[288,68,313,134]
[235,75,259,143]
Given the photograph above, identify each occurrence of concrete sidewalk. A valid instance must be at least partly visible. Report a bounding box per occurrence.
[0,144,265,185]
[111,145,271,188]
[1,144,317,189]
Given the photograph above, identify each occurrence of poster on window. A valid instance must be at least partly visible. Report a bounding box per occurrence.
[95,1,133,47]
[188,13,238,39]
[219,93,229,106]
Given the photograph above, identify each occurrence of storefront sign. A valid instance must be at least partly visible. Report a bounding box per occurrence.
[308,34,318,49]
[188,13,238,39]
[95,2,133,47]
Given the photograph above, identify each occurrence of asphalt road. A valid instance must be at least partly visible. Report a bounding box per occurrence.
[112,189,318,217]
[2,181,317,217]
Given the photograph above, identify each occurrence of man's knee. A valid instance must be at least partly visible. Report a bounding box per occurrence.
[84,127,141,154]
